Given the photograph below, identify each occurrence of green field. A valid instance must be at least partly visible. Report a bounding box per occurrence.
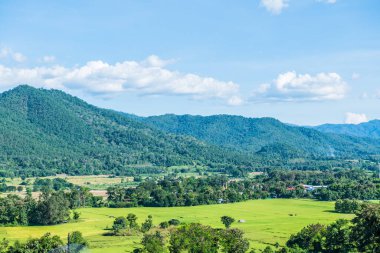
[0,199,353,252]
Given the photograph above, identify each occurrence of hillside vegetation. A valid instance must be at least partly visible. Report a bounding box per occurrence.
[315,120,380,139]
[0,85,251,176]
[142,114,380,158]
[1,85,380,177]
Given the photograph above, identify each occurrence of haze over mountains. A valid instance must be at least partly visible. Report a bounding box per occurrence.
[315,121,380,139]
[0,85,379,176]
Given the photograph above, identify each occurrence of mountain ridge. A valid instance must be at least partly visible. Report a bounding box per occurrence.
[138,114,380,158]
[0,85,253,176]
[315,120,380,139]
[1,85,380,177]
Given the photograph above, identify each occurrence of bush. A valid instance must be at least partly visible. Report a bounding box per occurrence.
[168,219,181,226]
[159,221,169,229]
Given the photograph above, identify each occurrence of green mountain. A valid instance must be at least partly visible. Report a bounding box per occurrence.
[0,85,251,177]
[141,114,380,158]
[315,120,380,139]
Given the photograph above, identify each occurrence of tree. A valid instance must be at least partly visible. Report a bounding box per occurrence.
[29,191,70,225]
[219,228,249,253]
[141,231,165,253]
[159,221,169,229]
[73,211,80,221]
[221,216,235,229]
[112,216,128,234]
[286,224,325,252]
[8,233,64,253]
[141,215,153,233]
[68,231,89,253]
[168,219,181,226]
[351,203,380,252]
[127,213,138,229]
[323,219,353,253]
[169,223,219,253]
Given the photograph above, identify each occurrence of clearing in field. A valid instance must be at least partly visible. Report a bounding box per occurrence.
[0,199,353,252]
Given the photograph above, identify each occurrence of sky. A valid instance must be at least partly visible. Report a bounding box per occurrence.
[0,0,379,125]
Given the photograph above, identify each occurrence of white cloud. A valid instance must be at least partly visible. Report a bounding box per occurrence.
[41,55,56,63]
[317,0,337,4]
[260,0,288,15]
[253,71,347,102]
[0,47,26,62]
[0,55,242,106]
[351,72,360,80]
[345,112,368,125]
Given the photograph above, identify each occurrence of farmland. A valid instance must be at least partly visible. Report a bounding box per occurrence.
[0,199,353,252]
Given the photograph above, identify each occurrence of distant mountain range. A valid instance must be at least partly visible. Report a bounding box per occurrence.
[314,120,380,139]
[0,85,379,176]
[138,114,380,158]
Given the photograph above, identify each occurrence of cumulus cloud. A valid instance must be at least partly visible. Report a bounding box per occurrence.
[345,112,368,124]
[253,71,347,102]
[260,0,288,15]
[0,47,26,62]
[0,55,242,106]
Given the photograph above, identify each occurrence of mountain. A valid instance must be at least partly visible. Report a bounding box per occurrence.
[140,114,380,158]
[0,85,252,177]
[315,120,380,139]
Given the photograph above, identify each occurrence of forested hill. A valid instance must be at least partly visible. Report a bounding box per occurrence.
[141,114,380,158]
[315,120,380,139]
[0,85,252,176]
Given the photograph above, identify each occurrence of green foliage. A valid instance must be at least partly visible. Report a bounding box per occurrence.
[33,178,73,191]
[219,228,250,253]
[221,216,235,228]
[159,221,169,229]
[169,223,219,253]
[169,223,250,253]
[315,120,380,139]
[0,238,9,253]
[111,213,139,236]
[141,231,165,253]
[284,204,380,253]
[29,190,70,225]
[73,211,80,221]
[351,203,380,252]
[127,213,138,229]
[168,219,180,226]
[142,114,380,159]
[286,224,325,252]
[0,85,253,177]
[0,195,28,225]
[335,199,362,214]
[68,231,89,253]
[141,215,153,233]
[323,219,352,253]
[7,233,64,253]
[112,216,127,234]
[0,231,88,253]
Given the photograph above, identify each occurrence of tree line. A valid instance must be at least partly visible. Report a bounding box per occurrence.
[107,169,380,208]
[0,231,88,253]
[0,186,103,226]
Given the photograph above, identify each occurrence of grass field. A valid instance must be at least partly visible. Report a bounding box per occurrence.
[0,199,353,252]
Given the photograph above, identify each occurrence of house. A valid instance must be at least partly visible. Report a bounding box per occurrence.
[301,184,328,191]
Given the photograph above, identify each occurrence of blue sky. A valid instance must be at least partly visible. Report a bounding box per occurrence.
[0,0,379,125]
